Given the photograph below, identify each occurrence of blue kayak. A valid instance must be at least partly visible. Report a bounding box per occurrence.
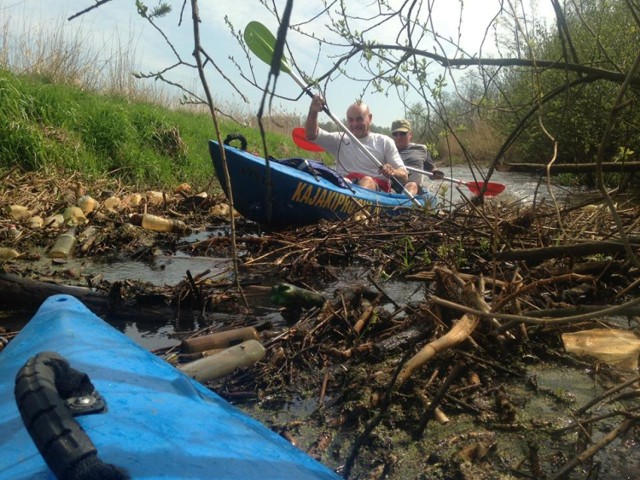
[0,294,340,479]
[209,136,437,227]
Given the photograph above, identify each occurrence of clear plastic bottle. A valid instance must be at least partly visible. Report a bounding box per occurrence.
[48,229,77,259]
[178,339,266,382]
[141,214,189,234]
[181,326,260,354]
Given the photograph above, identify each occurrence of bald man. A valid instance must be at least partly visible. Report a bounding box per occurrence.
[305,95,408,192]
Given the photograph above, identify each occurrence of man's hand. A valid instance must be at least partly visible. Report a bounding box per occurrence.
[306,95,325,141]
[379,163,396,178]
[309,94,325,114]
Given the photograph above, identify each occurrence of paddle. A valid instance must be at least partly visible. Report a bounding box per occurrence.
[290,127,506,197]
[244,21,423,207]
[405,166,505,196]
[292,127,324,152]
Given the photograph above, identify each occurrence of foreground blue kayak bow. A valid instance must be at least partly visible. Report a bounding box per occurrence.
[0,294,340,479]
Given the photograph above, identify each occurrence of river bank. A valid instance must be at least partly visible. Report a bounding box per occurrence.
[1,168,639,479]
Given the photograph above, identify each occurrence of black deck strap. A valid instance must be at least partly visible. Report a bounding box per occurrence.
[223,133,248,151]
[14,351,129,480]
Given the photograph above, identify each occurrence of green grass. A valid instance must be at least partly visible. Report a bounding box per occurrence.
[0,68,323,191]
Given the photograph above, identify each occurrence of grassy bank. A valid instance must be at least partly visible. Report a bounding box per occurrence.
[0,68,316,191]
[0,14,317,191]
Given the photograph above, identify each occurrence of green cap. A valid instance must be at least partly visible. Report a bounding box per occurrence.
[391,119,411,133]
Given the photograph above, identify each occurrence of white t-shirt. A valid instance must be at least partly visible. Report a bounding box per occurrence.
[314,129,405,179]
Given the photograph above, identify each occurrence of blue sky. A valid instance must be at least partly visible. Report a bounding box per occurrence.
[1,0,553,128]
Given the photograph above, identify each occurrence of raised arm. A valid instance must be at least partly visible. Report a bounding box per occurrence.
[305,94,325,141]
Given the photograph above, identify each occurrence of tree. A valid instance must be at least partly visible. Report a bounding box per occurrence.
[70,0,640,265]
[491,0,640,166]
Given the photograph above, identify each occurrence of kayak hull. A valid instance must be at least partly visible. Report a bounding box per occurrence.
[0,294,340,479]
[209,140,436,227]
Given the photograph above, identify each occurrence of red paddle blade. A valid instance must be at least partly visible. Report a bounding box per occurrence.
[466,181,506,197]
[292,127,324,152]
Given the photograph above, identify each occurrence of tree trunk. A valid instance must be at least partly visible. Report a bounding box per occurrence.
[497,162,640,174]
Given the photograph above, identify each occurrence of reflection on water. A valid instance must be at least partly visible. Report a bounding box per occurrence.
[94,256,234,287]
[121,322,177,351]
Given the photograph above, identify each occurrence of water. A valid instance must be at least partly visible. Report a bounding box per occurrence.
[4,170,637,477]
[94,255,234,286]
[423,165,575,205]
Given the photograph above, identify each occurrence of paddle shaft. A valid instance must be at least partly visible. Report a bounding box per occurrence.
[406,165,506,196]
[405,165,469,187]
[245,21,420,205]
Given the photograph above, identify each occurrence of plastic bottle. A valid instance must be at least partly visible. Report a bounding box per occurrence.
[103,196,121,212]
[7,205,33,220]
[28,216,44,229]
[8,224,21,239]
[270,283,326,309]
[178,339,266,382]
[44,214,65,228]
[0,247,21,260]
[180,326,260,354]
[63,207,88,226]
[77,195,98,214]
[140,214,189,234]
[123,193,143,208]
[146,190,165,206]
[48,229,77,259]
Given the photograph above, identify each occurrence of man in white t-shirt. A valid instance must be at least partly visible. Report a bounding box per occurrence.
[304,94,408,192]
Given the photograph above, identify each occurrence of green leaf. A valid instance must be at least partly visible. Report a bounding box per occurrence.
[243,21,291,74]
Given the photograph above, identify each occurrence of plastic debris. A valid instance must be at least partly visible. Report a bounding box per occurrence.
[562,328,640,371]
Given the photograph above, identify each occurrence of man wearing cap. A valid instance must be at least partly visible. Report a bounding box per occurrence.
[391,119,435,194]
[305,94,408,192]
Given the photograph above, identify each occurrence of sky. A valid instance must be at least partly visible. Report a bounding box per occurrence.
[0,0,553,129]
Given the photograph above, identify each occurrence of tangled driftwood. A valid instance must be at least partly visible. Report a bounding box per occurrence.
[2,170,640,479]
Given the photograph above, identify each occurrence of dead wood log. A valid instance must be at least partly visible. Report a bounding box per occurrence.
[406,270,508,289]
[525,304,640,318]
[0,272,174,322]
[492,273,593,312]
[430,294,640,334]
[353,304,375,334]
[374,325,430,355]
[574,374,640,416]
[496,237,640,263]
[497,161,640,174]
[414,361,465,437]
[0,272,106,310]
[396,313,480,387]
